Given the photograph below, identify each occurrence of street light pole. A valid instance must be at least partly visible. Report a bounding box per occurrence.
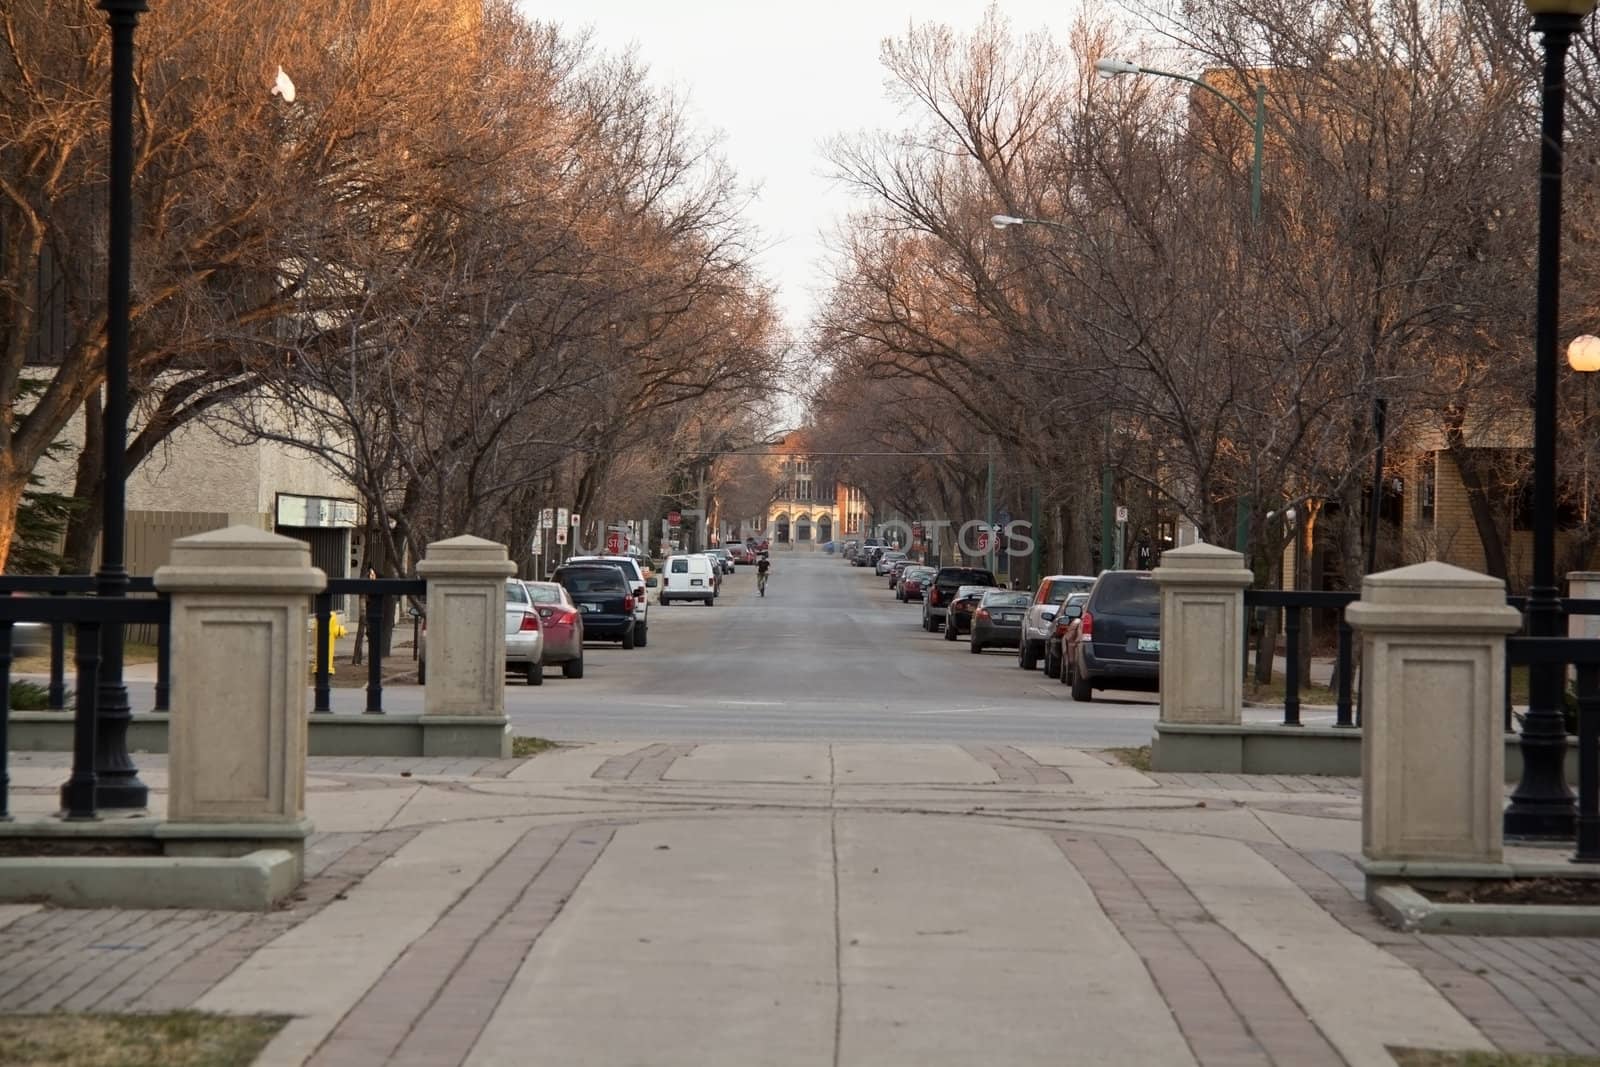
[1505,0,1594,840]
[1094,58,1264,227]
[77,0,150,812]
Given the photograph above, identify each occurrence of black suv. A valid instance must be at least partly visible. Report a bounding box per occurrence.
[1066,570,1160,700]
[921,566,999,631]
[552,564,637,648]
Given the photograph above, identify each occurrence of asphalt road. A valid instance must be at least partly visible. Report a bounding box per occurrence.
[503,550,1166,745]
[54,551,1320,743]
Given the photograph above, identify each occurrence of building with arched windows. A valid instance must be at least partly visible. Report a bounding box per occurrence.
[760,437,869,548]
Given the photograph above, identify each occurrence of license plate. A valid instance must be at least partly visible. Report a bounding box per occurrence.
[1137,638,1160,653]
[691,579,703,586]
[1000,614,1021,622]
[581,603,600,613]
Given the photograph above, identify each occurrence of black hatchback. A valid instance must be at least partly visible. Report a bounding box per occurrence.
[1066,570,1160,700]
[553,564,637,649]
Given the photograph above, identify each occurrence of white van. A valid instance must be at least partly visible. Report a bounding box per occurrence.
[660,554,717,606]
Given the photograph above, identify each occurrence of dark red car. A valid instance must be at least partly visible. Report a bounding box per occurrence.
[898,566,935,602]
[1044,593,1088,679]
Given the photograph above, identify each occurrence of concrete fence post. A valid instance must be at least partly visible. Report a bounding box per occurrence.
[1569,572,1600,644]
[154,526,325,873]
[1152,542,1254,725]
[416,536,515,741]
[1348,562,1522,868]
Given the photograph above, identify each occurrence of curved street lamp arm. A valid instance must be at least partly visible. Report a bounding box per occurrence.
[1131,65,1265,225]
[1133,65,1257,128]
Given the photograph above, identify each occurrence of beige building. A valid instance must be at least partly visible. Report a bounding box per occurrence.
[759,436,869,547]
[34,388,357,582]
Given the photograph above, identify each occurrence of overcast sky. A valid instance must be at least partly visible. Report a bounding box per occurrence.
[518,1,1071,336]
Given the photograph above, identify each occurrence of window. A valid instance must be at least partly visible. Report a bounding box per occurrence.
[671,559,689,573]
[1420,455,1436,525]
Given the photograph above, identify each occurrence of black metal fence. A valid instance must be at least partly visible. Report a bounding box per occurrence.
[1243,589,1359,727]
[312,577,427,715]
[0,592,168,821]
[0,575,170,713]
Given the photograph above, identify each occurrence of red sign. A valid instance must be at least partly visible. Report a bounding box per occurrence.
[605,531,623,554]
[976,530,990,552]
[667,511,682,525]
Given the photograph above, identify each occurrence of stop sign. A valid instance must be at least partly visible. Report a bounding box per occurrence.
[976,529,990,552]
[605,531,622,554]
[667,510,682,525]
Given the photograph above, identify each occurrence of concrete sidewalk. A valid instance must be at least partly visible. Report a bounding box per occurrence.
[2,743,1596,1065]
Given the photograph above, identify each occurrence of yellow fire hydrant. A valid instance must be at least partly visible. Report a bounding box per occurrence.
[309,612,348,675]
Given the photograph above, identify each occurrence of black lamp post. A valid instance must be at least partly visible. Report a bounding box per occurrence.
[1505,0,1594,840]
[85,0,149,810]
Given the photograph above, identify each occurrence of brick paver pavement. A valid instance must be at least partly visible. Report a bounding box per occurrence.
[960,743,1072,784]
[0,827,419,1016]
[5,747,1600,1065]
[1058,831,1345,1066]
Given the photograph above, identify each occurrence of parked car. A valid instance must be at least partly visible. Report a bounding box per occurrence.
[690,553,724,595]
[660,553,718,605]
[552,564,638,648]
[1018,574,1097,671]
[899,566,936,602]
[566,554,650,646]
[707,546,735,574]
[524,580,584,678]
[1043,593,1089,679]
[841,539,860,561]
[941,585,991,641]
[854,537,885,567]
[968,589,1032,654]
[922,566,1000,631]
[418,578,548,684]
[727,544,751,566]
[876,550,907,577]
[888,558,914,589]
[1063,570,1162,701]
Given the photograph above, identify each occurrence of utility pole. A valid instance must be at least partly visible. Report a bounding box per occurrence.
[986,449,996,573]
[1100,467,1114,574]
[1030,486,1041,588]
[696,462,708,552]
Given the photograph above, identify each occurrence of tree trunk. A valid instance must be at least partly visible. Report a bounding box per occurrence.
[0,467,34,574]
[1449,449,1512,582]
[1254,544,1283,684]
[62,392,104,574]
[1297,501,1322,681]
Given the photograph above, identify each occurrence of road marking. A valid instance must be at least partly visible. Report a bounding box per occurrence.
[715,700,787,707]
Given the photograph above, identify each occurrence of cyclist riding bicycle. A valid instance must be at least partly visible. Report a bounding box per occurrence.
[756,553,771,596]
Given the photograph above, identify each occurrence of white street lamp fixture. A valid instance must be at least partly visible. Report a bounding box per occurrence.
[1094,57,1142,77]
[1568,334,1600,372]
[990,214,1027,229]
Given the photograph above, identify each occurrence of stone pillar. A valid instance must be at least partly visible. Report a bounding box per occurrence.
[416,535,516,719]
[154,527,324,866]
[1151,542,1254,725]
[1348,562,1523,866]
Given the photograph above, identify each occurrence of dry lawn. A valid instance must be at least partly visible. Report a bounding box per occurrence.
[0,1011,284,1067]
